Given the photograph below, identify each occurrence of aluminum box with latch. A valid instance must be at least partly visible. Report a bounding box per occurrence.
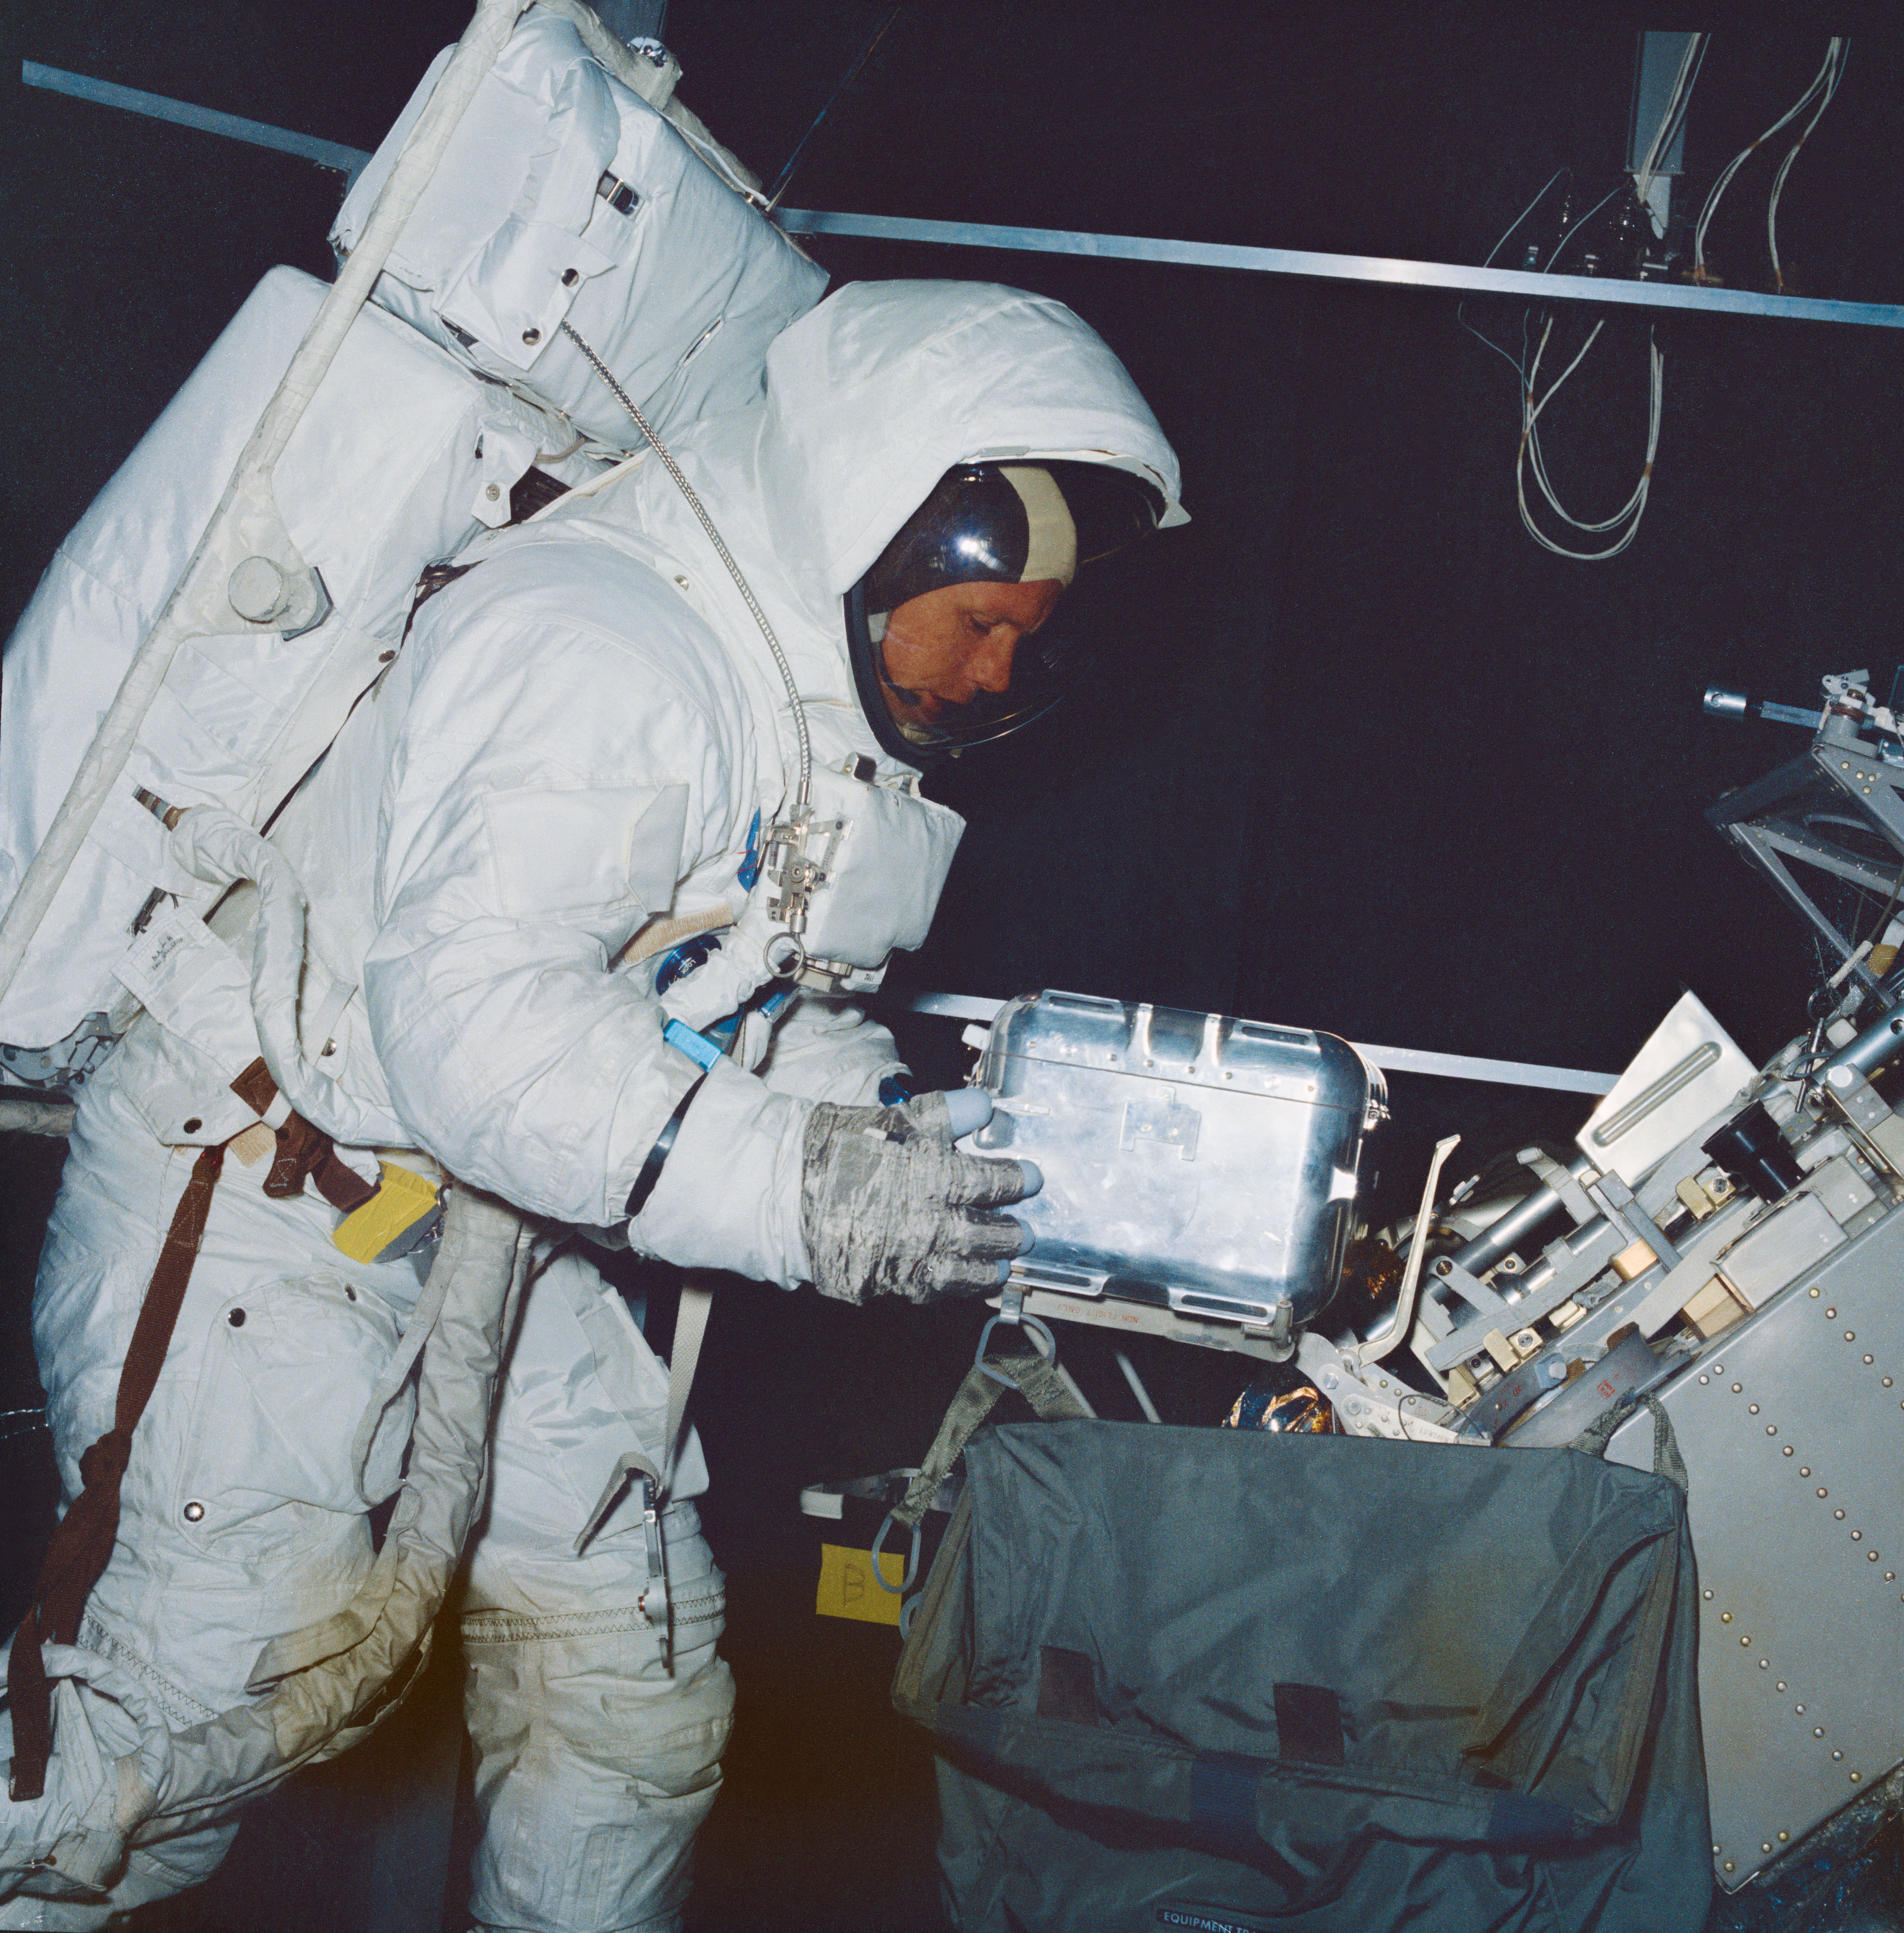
[968,990,1386,1335]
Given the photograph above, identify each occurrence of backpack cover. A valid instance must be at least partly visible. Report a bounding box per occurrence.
[0,5,824,1080]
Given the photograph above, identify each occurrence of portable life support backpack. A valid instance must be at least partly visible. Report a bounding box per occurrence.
[0,3,824,1087]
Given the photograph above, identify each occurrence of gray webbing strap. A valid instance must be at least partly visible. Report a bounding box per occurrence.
[662,1274,715,1494]
[570,1271,717,1559]
[1569,1390,1689,1494]
[894,1352,1091,1532]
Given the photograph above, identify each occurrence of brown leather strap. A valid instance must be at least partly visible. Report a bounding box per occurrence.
[229,1058,378,1213]
[7,1144,225,1802]
[6,1055,384,1797]
[228,1055,277,1119]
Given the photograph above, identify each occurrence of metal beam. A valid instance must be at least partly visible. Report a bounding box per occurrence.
[887,993,1617,1095]
[23,61,1904,330]
[775,207,1904,330]
[23,62,372,177]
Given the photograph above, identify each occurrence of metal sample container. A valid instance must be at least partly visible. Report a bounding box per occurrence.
[970,990,1385,1333]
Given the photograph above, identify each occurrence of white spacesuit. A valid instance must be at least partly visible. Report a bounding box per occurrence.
[1,279,1182,1930]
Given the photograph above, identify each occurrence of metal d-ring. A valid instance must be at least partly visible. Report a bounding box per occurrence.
[975,1283,1059,1383]
[869,1507,921,1595]
[765,931,808,981]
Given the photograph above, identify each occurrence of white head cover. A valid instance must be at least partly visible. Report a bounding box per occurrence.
[618,279,1184,769]
[754,281,1183,602]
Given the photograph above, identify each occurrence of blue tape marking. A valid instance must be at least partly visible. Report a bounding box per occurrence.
[662,1018,722,1072]
[654,933,722,996]
[1486,1789,1576,1844]
[879,1073,920,1107]
[1188,1751,1262,1849]
[738,810,762,891]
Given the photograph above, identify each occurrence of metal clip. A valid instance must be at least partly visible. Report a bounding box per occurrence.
[640,1476,674,1674]
[868,1508,921,1597]
[975,1280,1059,1382]
[573,1451,674,1672]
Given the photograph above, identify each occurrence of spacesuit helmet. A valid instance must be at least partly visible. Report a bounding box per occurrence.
[845,458,1163,763]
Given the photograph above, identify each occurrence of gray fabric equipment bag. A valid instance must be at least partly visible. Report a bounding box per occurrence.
[893,1361,1711,1933]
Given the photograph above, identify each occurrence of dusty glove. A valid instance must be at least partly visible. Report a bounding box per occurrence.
[799,1090,1039,1304]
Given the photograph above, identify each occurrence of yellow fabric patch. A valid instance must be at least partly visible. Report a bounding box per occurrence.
[815,1543,905,1625]
[332,1161,440,1264]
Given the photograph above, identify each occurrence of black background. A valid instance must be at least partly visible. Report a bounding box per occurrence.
[4,3,1904,1926]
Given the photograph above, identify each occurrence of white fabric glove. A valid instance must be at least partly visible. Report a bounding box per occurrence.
[799,1090,1040,1305]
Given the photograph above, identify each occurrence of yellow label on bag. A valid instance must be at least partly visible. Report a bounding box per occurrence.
[332,1161,440,1264]
[815,1543,905,1625]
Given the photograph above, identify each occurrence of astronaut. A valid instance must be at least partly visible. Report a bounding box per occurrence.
[2,278,1181,1930]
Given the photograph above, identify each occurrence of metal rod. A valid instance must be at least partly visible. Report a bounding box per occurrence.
[1453,1145,1622,1276]
[23,61,1904,330]
[22,61,372,177]
[763,6,902,214]
[775,207,1904,329]
[1822,1006,1904,1082]
[888,992,1617,1094]
[1114,1350,1162,1424]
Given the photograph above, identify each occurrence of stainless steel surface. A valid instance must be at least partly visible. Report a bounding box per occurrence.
[972,991,1380,1328]
[1577,991,1756,1186]
[1452,1170,1574,1275]
[885,991,1618,1093]
[776,208,1904,330]
[1823,1007,1904,1081]
[1606,1207,1904,1891]
[1005,1285,1295,1362]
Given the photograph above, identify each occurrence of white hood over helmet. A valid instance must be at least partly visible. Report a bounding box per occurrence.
[755,280,1184,604]
[611,279,1184,773]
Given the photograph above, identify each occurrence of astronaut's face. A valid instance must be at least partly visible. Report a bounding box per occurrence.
[876,577,1064,730]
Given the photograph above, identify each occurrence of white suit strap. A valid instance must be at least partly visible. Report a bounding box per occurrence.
[663,1276,715,1493]
[570,1269,717,1555]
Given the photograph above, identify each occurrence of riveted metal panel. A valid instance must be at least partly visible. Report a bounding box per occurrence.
[1607,1205,1904,1890]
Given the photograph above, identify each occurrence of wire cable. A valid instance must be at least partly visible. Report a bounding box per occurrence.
[765,7,904,215]
[1541,183,1628,275]
[1769,41,1847,293]
[1694,38,1846,284]
[1454,169,1568,376]
[1514,318,1663,560]
[1458,36,1694,564]
[1463,36,1695,563]
[561,320,813,810]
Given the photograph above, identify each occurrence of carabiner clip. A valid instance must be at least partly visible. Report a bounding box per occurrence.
[868,1508,922,1596]
[639,1477,674,1674]
[976,1281,1058,1383]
